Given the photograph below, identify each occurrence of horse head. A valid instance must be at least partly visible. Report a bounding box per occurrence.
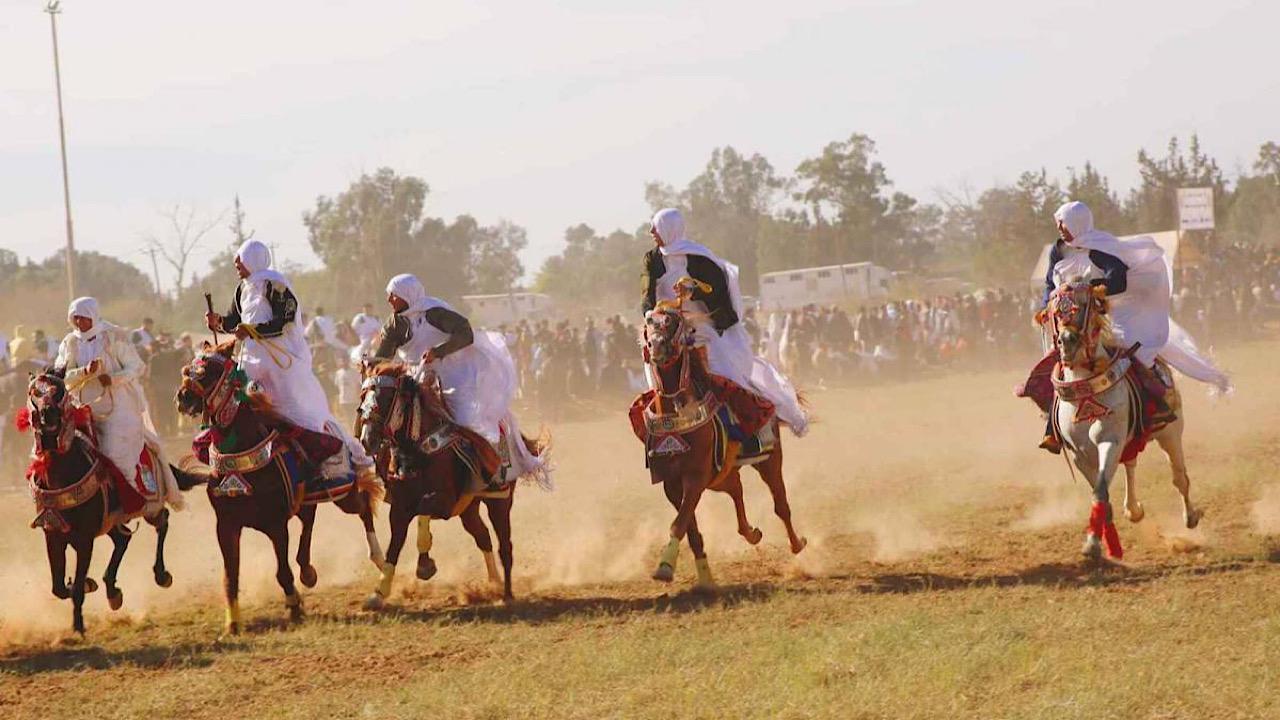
[643,306,690,370]
[26,369,71,452]
[1048,279,1112,369]
[176,341,241,425]
[358,362,452,455]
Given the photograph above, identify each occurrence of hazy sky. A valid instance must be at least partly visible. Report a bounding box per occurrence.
[1,0,1276,291]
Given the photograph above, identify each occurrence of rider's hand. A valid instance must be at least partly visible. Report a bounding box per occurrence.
[205,312,222,332]
[98,374,112,388]
[421,349,437,364]
[233,325,250,340]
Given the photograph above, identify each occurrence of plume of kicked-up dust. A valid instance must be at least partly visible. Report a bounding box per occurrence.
[1249,483,1280,535]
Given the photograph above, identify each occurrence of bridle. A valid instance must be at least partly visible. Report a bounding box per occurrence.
[27,374,77,457]
[179,351,243,428]
[644,307,696,409]
[1047,283,1108,370]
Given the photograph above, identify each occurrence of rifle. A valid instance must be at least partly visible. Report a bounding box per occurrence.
[204,292,219,345]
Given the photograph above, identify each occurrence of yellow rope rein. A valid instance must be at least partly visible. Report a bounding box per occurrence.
[238,324,295,370]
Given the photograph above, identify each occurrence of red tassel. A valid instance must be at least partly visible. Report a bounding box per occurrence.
[14,406,31,433]
[1103,522,1124,559]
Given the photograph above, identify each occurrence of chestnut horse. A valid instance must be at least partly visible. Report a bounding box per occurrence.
[23,370,199,634]
[356,363,541,607]
[176,342,383,634]
[641,289,806,590]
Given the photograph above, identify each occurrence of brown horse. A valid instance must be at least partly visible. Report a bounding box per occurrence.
[23,370,198,634]
[640,294,807,589]
[356,362,540,607]
[176,341,383,635]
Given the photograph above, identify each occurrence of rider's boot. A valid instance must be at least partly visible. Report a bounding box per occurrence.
[1132,362,1176,426]
[1039,416,1061,454]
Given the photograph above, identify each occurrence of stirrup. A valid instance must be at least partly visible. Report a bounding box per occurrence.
[1038,434,1062,455]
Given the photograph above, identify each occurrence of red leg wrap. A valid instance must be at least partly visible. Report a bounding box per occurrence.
[1103,522,1124,559]
[1087,501,1107,539]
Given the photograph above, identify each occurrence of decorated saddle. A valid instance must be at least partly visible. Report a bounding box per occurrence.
[629,364,778,475]
[192,421,352,506]
[19,403,151,535]
[1018,347,1177,464]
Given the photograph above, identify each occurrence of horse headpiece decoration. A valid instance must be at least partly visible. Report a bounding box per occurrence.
[1046,280,1114,370]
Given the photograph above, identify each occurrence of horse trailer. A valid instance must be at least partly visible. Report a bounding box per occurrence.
[758,262,892,311]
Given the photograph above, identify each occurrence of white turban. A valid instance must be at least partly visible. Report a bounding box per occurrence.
[67,296,100,325]
[236,239,289,289]
[651,208,687,246]
[67,296,104,340]
[1054,201,1094,242]
[386,273,435,315]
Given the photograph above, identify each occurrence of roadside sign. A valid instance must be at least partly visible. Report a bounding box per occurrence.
[1177,187,1215,231]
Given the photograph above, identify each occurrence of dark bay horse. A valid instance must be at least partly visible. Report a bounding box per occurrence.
[176,341,383,635]
[356,362,541,607]
[640,290,807,589]
[23,370,198,634]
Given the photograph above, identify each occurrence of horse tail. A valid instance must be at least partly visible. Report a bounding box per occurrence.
[173,456,211,490]
[522,427,550,459]
[357,469,385,515]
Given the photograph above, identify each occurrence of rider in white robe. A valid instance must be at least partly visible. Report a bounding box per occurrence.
[206,240,375,475]
[374,273,546,483]
[644,208,809,436]
[1050,201,1231,392]
[57,297,184,510]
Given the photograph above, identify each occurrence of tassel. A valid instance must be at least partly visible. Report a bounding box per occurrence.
[14,406,31,433]
[1087,501,1107,539]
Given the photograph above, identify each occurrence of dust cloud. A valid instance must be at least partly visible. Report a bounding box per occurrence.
[0,341,1271,642]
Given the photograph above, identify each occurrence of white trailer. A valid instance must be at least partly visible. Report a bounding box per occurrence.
[758,262,892,311]
[460,292,554,329]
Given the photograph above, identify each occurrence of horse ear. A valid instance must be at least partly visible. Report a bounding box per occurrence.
[200,340,213,351]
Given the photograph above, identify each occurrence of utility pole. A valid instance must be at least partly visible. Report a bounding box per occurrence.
[46,1,77,301]
[147,247,163,297]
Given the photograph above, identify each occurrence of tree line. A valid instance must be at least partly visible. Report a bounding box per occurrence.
[4,133,1278,331]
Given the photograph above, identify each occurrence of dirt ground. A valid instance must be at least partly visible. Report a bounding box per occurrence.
[2,339,1279,719]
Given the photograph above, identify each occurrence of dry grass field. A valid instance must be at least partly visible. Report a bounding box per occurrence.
[3,339,1280,719]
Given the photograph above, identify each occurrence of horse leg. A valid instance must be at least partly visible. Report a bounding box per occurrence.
[360,493,385,569]
[216,517,243,636]
[459,501,499,586]
[294,504,319,588]
[70,536,93,635]
[415,516,437,581]
[150,508,173,587]
[365,503,411,611]
[46,532,70,600]
[684,513,715,591]
[720,471,763,545]
[103,525,132,611]
[1122,462,1145,523]
[1157,420,1203,529]
[484,497,515,603]
[754,444,807,554]
[1083,439,1124,561]
[654,475,695,583]
[267,520,303,624]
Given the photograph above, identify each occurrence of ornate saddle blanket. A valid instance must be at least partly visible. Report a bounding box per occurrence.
[26,425,149,536]
[1040,353,1177,465]
[193,426,355,507]
[629,388,776,478]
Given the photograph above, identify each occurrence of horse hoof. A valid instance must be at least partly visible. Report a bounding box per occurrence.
[289,606,305,624]
[416,558,438,582]
[1186,508,1204,530]
[1081,534,1103,561]
[155,571,173,588]
[745,528,763,545]
[299,565,318,588]
[362,593,385,611]
[83,578,98,594]
[652,563,675,583]
[791,537,809,555]
[107,589,124,611]
[219,623,241,640]
[1126,503,1145,524]
[52,587,70,600]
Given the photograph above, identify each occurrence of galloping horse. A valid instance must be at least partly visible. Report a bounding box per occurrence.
[639,279,806,589]
[1045,280,1203,561]
[22,370,197,634]
[176,341,383,634]
[356,362,540,607]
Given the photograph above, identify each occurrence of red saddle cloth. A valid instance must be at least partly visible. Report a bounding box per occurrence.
[1015,349,1058,413]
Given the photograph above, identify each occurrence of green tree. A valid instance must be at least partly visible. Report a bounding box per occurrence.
[1066,162,1132,234]
[1221,141,1280,246]
[1127,135,1228,232]
[969,169,1064,285]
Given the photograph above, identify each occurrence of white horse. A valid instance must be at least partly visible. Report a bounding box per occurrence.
[1046,281,1203,561]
